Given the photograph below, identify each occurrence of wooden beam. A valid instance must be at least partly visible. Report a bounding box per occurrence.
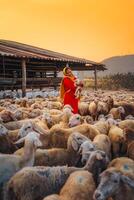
[94,66,97,91]
[21,59,26,97]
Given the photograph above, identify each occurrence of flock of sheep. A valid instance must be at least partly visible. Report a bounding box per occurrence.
[0,89,134,200]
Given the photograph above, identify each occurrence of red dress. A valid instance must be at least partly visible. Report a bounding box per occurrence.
[63,76,78,114]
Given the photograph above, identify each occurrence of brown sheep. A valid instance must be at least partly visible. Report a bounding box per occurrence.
[78,102,89,116]
[108,125,126,158]
[93,167,134,200]
[0,124,18,153]
[42,123,100,149]
[92,121,110,135]
[124,127,134,160]
[93,134,111,159]
[88,101,98,120]
[118,119,134,130]
[5,150,109,200]
[44,171,96,200]
[109,106,125,120]
[14,132,89,167]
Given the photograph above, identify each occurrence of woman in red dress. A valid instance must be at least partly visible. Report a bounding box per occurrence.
[60,67,82,114]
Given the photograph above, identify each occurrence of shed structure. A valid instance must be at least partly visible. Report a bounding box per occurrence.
[0,40,106,96]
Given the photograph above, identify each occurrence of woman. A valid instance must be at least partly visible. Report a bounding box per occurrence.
[60,67,83,114]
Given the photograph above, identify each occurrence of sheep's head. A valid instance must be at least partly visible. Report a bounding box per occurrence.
[42,112,53,127]
[63,104,73,115]
[0,124,8,136]
[93,168,121,200]
[79,140,96,164]
[118,106,125,114]
[84,150,109,183]
[98,114,106,121]
[15,131,42,147]
[68,114,82,127]
[67,132,88,152]
[18,121,34,138]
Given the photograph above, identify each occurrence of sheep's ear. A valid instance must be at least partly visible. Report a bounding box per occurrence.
[121,175,134,189]
[72,140,79,151]
[14,137,25,144]
[96,152,103,160]
[78,146,82,154]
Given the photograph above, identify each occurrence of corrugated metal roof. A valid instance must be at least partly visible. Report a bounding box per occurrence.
[0,40,105,68]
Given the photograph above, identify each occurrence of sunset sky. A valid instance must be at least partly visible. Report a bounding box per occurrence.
[0,0,134,62]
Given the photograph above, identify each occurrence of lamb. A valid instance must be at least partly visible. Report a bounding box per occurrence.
[15,132,90,167]
[93,167,134,200]
[74,78,83,99]
[43,171,96,200]
[0,131,42,199]
[5,150,109,200]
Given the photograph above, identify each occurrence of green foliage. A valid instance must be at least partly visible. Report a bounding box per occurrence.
[84,73,134,90]
[100,73,134,90]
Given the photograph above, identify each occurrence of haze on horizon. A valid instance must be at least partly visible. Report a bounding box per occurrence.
[0,0,134,62]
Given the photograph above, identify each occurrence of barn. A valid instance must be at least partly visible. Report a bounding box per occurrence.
[0,40,106,97]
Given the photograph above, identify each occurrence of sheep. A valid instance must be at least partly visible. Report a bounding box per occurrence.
[15,132,90,167]
[124,128,134,160]
[0,109,17,122]
[18,120,49,139]
[92,121,110,135]
[93,134,111,159]
[97,101,109,117]
[43,123,100,149]
[82,115,94,124]
[43,195,60,200]
[93,167,134,200]
[78,102,89,116]
[5,150,109,200]
[109,106,125,120]
[88,100,98,120]
[116,102,134,116]
[118,119,134,130]
[108,157,134,175]
[0,124,17,154]
[3,118,38,130]
[68,114,83,127]
[47,101,62,110]
[108,125,126,158]
[78,140,96,164]
[0,131,42,199]
[44,171,96,200]
[7,129,19,142]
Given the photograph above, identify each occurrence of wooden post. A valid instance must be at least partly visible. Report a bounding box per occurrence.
[22,59,26,97]
[94,66,97,91]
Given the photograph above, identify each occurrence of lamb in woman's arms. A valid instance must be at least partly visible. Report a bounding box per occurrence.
[74,78,83,99]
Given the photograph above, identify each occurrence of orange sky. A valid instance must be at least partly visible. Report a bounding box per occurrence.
[0,0,134,62]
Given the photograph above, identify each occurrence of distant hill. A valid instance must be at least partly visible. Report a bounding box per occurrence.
[99,55,134,76]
